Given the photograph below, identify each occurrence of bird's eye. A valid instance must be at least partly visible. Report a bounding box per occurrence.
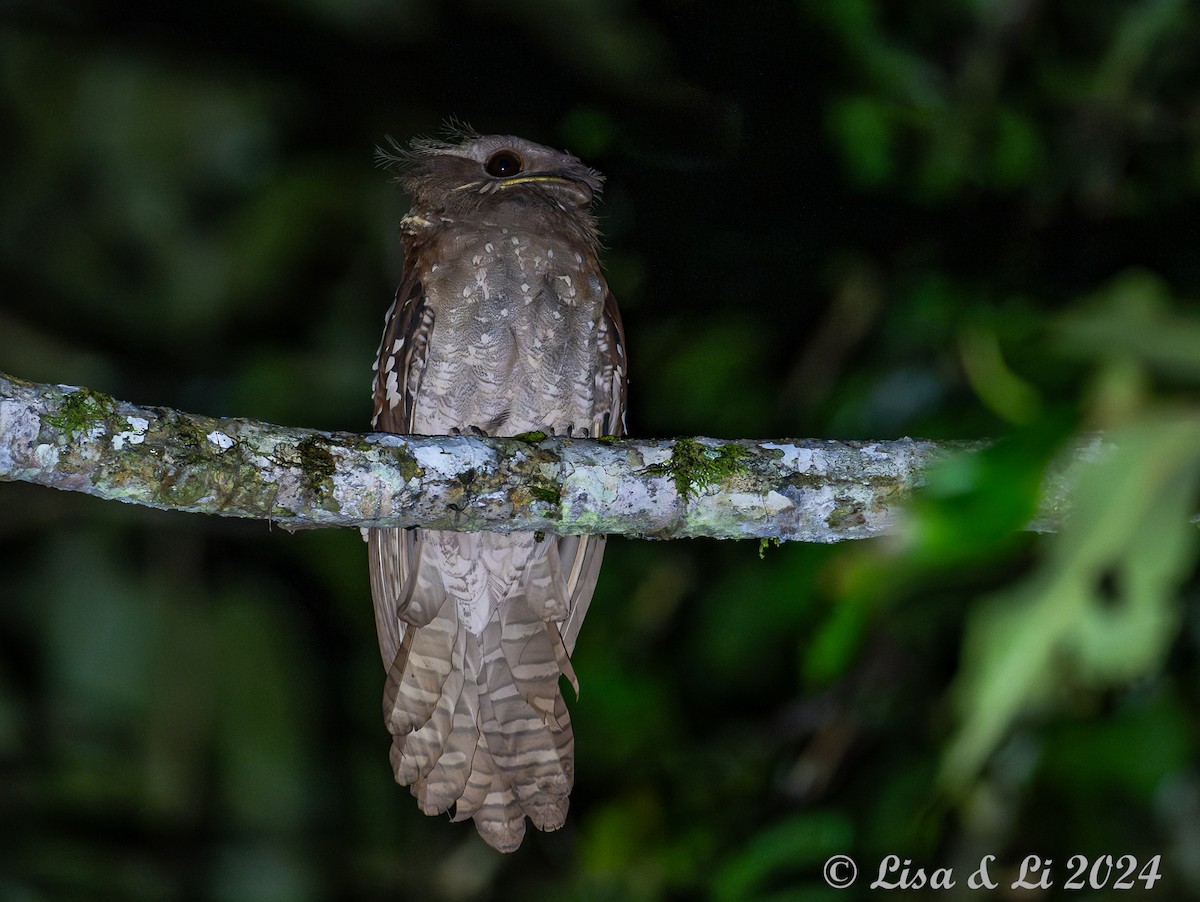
[485,150,523,178]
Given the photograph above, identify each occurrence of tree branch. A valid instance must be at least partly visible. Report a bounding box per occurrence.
[1,370,1022,540]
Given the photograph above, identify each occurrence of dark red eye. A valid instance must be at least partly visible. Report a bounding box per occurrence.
[485,150,523,177]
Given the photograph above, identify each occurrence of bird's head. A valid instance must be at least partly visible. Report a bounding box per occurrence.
[379,130,604,242]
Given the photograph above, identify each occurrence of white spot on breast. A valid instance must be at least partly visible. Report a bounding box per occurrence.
[484,242,494,253]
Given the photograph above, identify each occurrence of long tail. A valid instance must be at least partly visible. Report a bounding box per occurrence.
[381,533,579,852]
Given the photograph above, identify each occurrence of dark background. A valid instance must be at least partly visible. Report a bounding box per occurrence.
[2,1,1200,899]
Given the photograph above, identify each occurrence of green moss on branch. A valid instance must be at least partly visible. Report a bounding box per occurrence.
[646,438,750,500]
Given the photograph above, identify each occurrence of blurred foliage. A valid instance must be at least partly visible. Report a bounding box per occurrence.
[3,0,1200,900]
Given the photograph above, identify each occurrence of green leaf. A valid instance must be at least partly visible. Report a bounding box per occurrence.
[942,413,1200,787]
[1056,269,1200,381]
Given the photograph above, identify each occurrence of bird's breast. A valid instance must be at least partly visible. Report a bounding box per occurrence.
[413,227,607,436]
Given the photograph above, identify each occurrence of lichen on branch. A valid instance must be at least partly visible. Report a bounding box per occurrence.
[0,370,994,540]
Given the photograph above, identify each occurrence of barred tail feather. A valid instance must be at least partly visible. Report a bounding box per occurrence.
[392,628,466,786]
[383,546,578,852]
[478,615,572,832]
[383,597,458,736]
[471,756,527,853]
[449,724,493,824]
[499,595,566,725]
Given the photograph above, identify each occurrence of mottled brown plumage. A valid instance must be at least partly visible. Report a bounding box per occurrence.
[367,131,626,851]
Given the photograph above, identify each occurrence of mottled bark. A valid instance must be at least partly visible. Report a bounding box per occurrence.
[1,371,1062,540]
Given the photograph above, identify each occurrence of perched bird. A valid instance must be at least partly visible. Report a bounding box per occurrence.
[367,131,627,852]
